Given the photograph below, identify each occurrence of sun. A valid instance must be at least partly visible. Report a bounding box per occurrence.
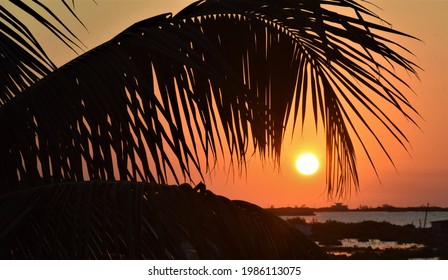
[295,153,319,175]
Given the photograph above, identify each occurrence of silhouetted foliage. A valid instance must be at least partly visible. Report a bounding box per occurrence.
[1,0,419,197]
[0,181,325,259]
[0,0,419,259]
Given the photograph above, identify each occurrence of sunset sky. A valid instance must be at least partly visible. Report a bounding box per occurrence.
[13,0,448,208]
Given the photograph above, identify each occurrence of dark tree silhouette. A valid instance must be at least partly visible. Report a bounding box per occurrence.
[0,0,418,259]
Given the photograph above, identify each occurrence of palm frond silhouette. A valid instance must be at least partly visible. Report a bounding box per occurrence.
[0,0,418,259]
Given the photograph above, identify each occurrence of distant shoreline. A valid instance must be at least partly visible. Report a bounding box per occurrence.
[266,206,448,216]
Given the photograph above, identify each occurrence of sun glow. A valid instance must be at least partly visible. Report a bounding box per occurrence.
[295,153,319,175]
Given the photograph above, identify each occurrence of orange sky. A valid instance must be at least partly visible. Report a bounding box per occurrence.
[12,0,448,208]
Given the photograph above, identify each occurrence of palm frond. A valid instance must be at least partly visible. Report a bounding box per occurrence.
[175,0,420,197]
[0,0,419,199]
[0,181,325,259]
[0,13,271,194]
[0,1,84,104]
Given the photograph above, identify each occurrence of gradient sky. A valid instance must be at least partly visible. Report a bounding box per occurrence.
[13,0,448,208]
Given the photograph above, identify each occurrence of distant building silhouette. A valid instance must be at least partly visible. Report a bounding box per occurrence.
[330,203,348,211]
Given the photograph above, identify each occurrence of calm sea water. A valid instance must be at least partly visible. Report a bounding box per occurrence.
[282,211,448,227]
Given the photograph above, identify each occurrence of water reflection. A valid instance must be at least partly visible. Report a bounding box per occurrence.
[336,239,424,250]
[321,238,425,257]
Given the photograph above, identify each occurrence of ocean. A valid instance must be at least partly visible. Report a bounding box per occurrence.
[281,211,448,227]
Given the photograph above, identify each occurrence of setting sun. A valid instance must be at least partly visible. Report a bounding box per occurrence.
[295,153,319,175]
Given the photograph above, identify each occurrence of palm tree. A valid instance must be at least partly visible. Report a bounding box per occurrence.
[0,0,418,259]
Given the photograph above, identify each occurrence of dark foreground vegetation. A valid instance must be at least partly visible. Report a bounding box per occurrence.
[288,218,448,260]
[0,182,325,259]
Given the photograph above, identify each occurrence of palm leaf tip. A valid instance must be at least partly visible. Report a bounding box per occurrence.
[0,0,86,103]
